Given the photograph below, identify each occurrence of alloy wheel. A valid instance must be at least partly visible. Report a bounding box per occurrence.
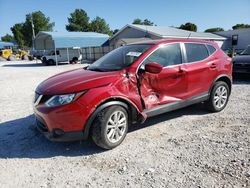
[214,85,228,109]
[106,110,127,143]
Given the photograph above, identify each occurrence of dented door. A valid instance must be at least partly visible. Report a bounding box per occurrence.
[140,65,188,109]
[138,43,188,109]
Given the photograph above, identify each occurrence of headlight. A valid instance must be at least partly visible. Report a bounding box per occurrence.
[45,91,87,107]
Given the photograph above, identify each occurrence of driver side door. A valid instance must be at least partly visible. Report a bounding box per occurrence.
[139,43,188,111]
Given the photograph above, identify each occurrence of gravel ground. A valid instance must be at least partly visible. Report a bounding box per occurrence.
[0,61,249,188]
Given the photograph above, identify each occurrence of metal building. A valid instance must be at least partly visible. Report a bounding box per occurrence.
[109,24,226,48]
[34,31,109,50]
[34,31,109,65]
[0,41,15,49]
[215,28,250,52]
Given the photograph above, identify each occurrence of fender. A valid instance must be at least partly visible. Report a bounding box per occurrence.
[209,74,232,95]
[82,101,130,139]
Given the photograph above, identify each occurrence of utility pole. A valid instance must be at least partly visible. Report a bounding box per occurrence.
[31,14,35,50]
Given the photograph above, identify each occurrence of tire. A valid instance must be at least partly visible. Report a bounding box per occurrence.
[22,55,29,60]
[72,57,78,62]
[71,57,78,64]
[42,57,47,64]
[46,59,55,66]
[28,55,34,61]
[206,81,230,112]
[7,55,16,61]
[91,106,128,149]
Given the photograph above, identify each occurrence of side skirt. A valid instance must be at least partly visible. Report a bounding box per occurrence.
[144,92,209,117]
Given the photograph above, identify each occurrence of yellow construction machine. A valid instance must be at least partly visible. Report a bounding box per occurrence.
[0,49,13,59]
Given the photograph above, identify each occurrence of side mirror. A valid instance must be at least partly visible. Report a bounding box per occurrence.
[145,62,163,74]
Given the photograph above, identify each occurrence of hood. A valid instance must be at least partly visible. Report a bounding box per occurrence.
[233,55,250,64]
[36,68,120,95]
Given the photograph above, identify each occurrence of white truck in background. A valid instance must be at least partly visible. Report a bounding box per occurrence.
[41,48,82,65]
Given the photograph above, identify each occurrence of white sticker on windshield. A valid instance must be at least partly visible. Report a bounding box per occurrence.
[126,52,142,57]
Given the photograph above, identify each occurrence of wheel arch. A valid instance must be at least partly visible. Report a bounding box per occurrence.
[82,97,142,139]
[210,75,232,95]
[47,58,55,63]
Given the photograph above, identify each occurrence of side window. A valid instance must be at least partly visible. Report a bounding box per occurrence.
[207,44,216,55]
[143,43,182,67]
[52,51,60,55]
[185,43,209,62]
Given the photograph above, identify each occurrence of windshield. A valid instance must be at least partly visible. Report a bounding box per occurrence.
[88,44,152,72]
[241,46,250,55]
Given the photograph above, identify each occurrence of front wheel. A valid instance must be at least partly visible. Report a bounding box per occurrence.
[91,106,128,149]
[206,81,230,112]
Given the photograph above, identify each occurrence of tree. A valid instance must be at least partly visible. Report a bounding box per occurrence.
[113,29,119,35]
[232,24,250,30]
[1,34,14,42]
[89,16,112,35]
[10,11,54,47]
[132,18,143,25]
[66,9,89,31]
[143,19,154,26]
[132,18,155,26]
[179,22,197,32]
[22,11,54,47]
[11,23,25,47]
[204,27,224,33]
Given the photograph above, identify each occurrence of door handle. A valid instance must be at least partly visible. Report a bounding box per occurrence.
[210,63,217,69]
[176,69,186,76]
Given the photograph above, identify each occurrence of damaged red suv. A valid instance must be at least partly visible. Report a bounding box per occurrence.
[34,39,232,149]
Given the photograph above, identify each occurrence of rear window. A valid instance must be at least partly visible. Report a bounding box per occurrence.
[185,43,209,62]
[207,45,216,55]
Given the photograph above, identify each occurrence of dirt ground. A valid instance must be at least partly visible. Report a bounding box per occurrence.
[0,61,249,188]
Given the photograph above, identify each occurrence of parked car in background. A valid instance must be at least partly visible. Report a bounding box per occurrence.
[41,48,82,65]
[233,45,250,74]
[34,39,232,149]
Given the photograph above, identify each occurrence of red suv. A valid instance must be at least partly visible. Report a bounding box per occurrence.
[34,39,232,149]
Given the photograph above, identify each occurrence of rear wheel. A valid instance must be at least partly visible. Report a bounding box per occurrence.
[206,81,229,112]
[46,59,55,66]
[91,106,128,149]
[71,57,78,64]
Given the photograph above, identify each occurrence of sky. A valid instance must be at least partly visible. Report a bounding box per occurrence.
[0,0,250,37]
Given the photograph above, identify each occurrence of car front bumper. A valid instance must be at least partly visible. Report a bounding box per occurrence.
[35,114,87,142]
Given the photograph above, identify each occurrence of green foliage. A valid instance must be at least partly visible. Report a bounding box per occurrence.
[232,24,250,30]
[66,9,89,31]
[22,11,54,47]
[204,27,224,32]
[10,11,54,47]
[113,29,119,35]
[133,18,142,25]
[1,34,14,42]
[11,23,25,48]
[143,19,154,26]
[66,9,112,35]
[89,16,112,35]
[179,22,197,32]
[132,18,155,26]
